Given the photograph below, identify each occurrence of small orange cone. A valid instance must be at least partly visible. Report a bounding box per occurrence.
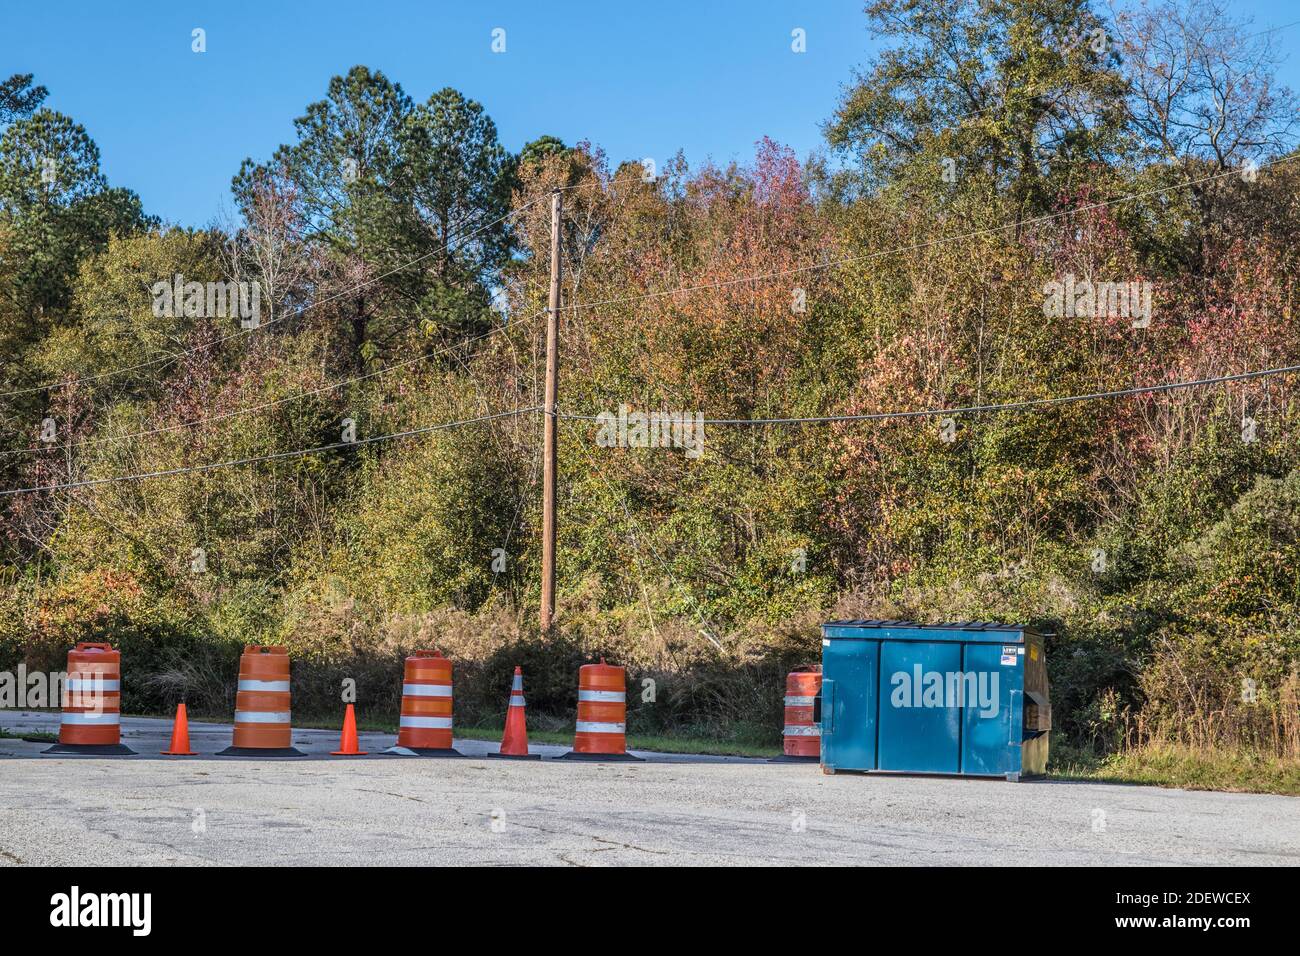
[489,666,540,759]
[331,703,367,755]
[160,703,197,756]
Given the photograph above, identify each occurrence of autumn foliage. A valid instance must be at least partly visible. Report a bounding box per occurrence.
[1,3,1298,764]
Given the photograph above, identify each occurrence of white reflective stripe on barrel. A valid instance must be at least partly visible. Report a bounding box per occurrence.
[234,710,291,723]
[60,712,120,725]
[66,678,120,692]
[575,720,625,734]
[511,675,523,691]
[783,724,821,737]
[577,690,625,703]
[238,679,290,692]
[402,683,453,697]
[509,695,526,707]
[783,695,815,707]
[399,715,453,729]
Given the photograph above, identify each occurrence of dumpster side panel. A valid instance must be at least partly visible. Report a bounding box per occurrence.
[960,642,1022,776]
[820,638,878,771]
[878,641,962,773]
[1021,632,1051,776]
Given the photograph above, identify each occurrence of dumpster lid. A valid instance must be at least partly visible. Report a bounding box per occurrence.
[822,619,1039,640]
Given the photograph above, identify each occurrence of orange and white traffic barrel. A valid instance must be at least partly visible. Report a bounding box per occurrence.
[558,658,642,761]
[772,665,821,762]
[42,642,135,755]
[383,650,463,757]
[217,646,304,756]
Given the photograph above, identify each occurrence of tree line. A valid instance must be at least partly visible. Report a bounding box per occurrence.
[0,0,1296,762]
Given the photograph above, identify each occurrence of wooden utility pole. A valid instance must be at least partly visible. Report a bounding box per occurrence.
[540,189,562,631]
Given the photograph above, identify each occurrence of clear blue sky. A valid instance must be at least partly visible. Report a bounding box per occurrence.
[3,0,1298,227]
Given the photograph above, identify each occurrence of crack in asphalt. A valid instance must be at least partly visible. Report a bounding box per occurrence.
[492,812,672,857]
[590,835,670,855]
[355,788,431,804]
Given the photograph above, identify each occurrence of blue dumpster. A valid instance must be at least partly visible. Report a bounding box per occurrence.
[819,620,1050,780]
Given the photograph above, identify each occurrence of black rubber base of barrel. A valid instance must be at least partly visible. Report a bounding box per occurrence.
[215,746,306,757]
[41,742,137,756]
[381,746,465,758]
[485,751,543,760]
[555,750,644,761]
[768,754,820,763]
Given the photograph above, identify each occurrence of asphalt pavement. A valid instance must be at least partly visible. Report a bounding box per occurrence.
[1,711,1295,865]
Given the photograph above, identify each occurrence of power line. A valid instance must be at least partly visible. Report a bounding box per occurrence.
[0,308,546,458]
[6,159,1294,487]
[20,152,1254,451]
[558,153,1297,314]
[0,194,546,399]
[1255,18,1300,38]
[571,434,723,649]
[557,363,1300,427]
[0,406,540,497]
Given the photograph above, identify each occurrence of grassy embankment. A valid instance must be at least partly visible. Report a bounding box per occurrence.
[1049,737,1300,796]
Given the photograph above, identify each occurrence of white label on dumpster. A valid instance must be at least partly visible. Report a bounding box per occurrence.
[822,639,830,646]
[1001,646,1018,665]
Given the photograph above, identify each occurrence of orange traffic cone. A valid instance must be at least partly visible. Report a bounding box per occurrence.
[331,703,367,755]
[160,703,197,756]
[488,666,540,760]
